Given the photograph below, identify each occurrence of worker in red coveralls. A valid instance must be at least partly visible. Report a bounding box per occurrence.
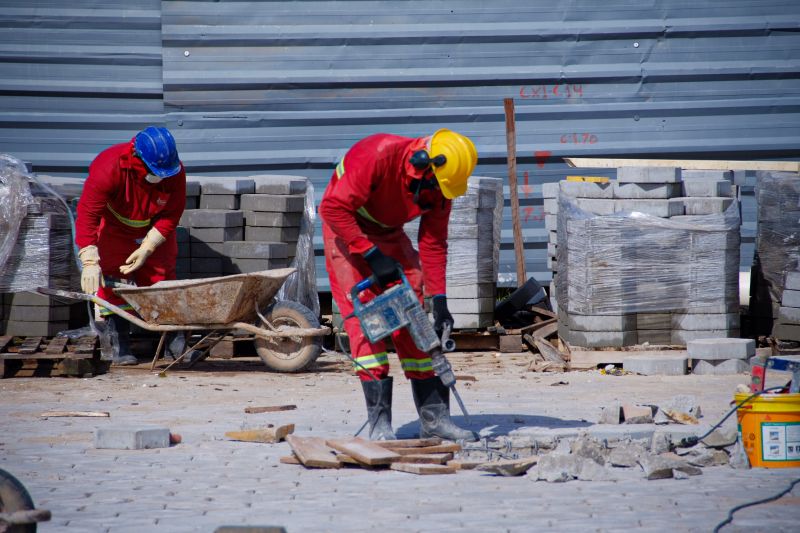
[75,127,186,366]
[319,129,479,442]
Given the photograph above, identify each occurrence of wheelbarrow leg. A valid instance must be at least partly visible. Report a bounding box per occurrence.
[186,333,225,369]
[150,332,169,371]
[159,330,219,374]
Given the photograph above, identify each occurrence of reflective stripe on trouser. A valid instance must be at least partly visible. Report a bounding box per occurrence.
[323,223,436,381]
[353,352,389,374]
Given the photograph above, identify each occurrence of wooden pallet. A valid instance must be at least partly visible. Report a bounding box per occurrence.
[0,335,108,378]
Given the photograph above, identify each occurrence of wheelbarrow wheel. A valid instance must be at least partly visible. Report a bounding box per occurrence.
[0,469,37,532]
[255,301,322,372]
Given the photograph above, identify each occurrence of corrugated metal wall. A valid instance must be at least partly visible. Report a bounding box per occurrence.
[2,1,800,290]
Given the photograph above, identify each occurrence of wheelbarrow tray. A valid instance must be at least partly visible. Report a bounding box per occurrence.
[113,268,295,326]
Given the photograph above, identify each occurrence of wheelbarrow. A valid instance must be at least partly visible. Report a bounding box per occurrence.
[38,268,330,373]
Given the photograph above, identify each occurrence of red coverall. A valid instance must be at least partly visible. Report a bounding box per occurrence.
[75,140,186,314]
[319,134,451,381]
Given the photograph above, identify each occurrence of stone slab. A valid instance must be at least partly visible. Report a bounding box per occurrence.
[681,179,733,198]
[623,354,688,376]
[686,337,755,360]
[244,211,302,228]
[566,330,637,348]
[777,306,800,324]
[188,176,255,195]
[616,166,681,183]
[559,180,614,199]
[189,226,244,243]
[446,283,495,299]
[681,170,734,181]
[679,197,734,215]
[200,194,239,210]
[240,194,305,213]
[782,290,800,308]
[612,182,681,199]
[447,297,495,314]
[222,241,289,259]
[190,240,226,258]
[671,313,740,330]
[786,272,800,291]
[250,174,308,194]
[566,313,636,332]
[541,182,559,198]
[614,199,684,217]
[772,322,800,341]
[692,358,750,375]
[672,330,741,345]
[245,226,301,243]
[95,426,170,450]
[575,198,615,215]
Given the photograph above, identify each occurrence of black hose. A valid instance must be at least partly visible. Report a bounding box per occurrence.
[713,477,800,532]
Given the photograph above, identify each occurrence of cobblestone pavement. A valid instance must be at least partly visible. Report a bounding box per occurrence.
[1,352,798,532]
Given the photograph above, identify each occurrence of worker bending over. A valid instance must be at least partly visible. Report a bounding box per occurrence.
[320,129,478,441]
[75,127,186,365]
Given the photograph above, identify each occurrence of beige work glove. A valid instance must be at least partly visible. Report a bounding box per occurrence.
[119,227,166,276]
[78,245,104,294]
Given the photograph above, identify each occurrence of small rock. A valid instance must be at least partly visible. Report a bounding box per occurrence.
[570,436,607,465]
[687,449,729,467]
[638,454,702,480]
[622,404,654,424]
[599,403,622,424]
[476,457,539,477]
[608,442,647,467]
[673,469,690,480]
[551,438,572,456]
[531,454,580,482]
[650,431,673,455]
[701,428,738,448]
[576,457,617,481]
[728,439,751,470]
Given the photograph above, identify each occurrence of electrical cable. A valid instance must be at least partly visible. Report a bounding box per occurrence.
[713,477,800,532]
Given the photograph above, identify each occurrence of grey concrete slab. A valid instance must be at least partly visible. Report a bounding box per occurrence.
[250,174,308,195]
[244,226,301,243]
[782,289,800,308]
[692,358,750,375]
[623,354,688,376]
[181,209,244,228]
[559,180,614,199]
[446,283,495,300]
[686,337,755,360]
[541,181,560,198]
[189,226,244,243]
[94,427,170,450]
[244,211,302,228]
[786,272,800,291]
[566,330,638,348]
[614,198,685,217]
[452,313,493,329]
[185,181,201,196]
[447,297,495,314]
[240,194,305,213]
[188,176,255,195]
[616,166,681,183]
[222,241,289,259]
[772,322,800,341]
[612,182,681,199]
[225,257,289,274]
[3,320,69,336]
[636,329,672,345]
[681,179,733,198]
[681,170,734,181]
[671,313,740,330]
[200,194,240,210]
[636,313,672,330]
[679,197,734,215]
[190,240,226,258]
[6,304,70,322]
[566,313,636,332]
[575,198,616,215]
[673,330,741,345]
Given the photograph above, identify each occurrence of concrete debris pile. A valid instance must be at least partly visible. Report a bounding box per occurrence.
[750,170,800,343]
[548,167,741,348]
[404,177,503,329]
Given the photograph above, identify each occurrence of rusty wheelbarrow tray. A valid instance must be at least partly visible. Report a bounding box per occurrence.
[39,268,329,373]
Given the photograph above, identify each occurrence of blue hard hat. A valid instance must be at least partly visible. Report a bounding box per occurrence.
[134,126,182,178]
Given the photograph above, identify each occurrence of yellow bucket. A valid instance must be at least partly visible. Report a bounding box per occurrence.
[735,392,800,468]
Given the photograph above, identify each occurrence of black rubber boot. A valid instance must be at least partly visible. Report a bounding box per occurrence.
[361,377,397,440]
[411,377,478,442]
[106,315,138,366]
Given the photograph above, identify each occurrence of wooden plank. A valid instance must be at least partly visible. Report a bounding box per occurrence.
[18,337,43,354]
[564,157,800,172]
[394,443,461,455]
[447,459,487,471]
[0,352,92,360]
[72,336,97,355]
[40,411,109,418]
[225,424,295,443]
[450,333,499,351]
[524,334,566,364]
[44,337,68,355]
[530,307,557,319]
[390,463,456,475]
[499,334,523,353]
[280,455,301,465]
[504,97,526,285]
[393,453,453,464]
[285,435,341,468]
[325,437,400,466]
[373,437,442,449]
[244,404,297,414]
[533,322,559,340]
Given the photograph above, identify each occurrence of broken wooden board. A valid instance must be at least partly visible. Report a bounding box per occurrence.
[40,411,109,418]
[390,463,456,475]
[244,404,297,414]
[325,437,400,466]
[393,453,453,465]
[564,157,800,172]
[285,435,341,468]
[394,443,462,456]
[374,438,442,449]
[524,334,566,364]
[225,424,294,443]
[447,459,487,471]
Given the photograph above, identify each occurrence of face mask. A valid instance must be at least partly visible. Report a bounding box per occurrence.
[145,173,163,184]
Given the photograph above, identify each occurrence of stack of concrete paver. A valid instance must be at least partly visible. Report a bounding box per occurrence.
[774,271,800,342]
[555,167,740,348]
[688,337,755,375]
[751,171,800,342]
[404,177,503,329]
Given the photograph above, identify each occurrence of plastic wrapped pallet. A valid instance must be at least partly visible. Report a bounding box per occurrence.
[0,155,34,274]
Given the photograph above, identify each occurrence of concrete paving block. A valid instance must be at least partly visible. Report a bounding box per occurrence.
[777,306,800,324]
[671,313,740,330]
[447,297,495,314]
[636,313,671,330]
[225,257,288,274]
[6,292,54,306]
[244,211,302,228]
[782,290,800,308]
[182,209,243,228]
[200,194,239,210]
[244,226,301,243]
[636,330,672,345]
[176,226,190,243]
[612,182,681,199]
[222,241,288,259]
[598,403,622,424]
[575,198,616,215]
[185,181,201,196]
[544,214,558,231]
[691,358,749,375]
[452,313,493,329]
[679,197,734,215]
[95,426,170,450]
[188,176,255,195]
[616,166,681,183]
[623,354,688,375]
[189,226,244,243]
[549,230,558,244]
[614,198,684,217]
[681,170,734,181]
[240,194,305,213]
[772,322,800,341]
[786,272,800,291]
[672,329,740,345]
[3,320,69,336]
[190,240,226,258]
[7,304,70,322]
[566,313,636,332]
[566,330,637,348]
[541,182,560,198]
[446,283,495,299]
[190,257,224,273]
[686,337,755,360]
[184,197,199,210]
[681,179,733,198]
[250,174,308,194]
[559,180,613,199]
[543,197,558,214]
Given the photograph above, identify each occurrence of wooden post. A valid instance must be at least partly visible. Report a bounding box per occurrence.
[504,98,527,287]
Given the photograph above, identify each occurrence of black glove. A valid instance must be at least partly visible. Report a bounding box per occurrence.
[431,295,454,336]
[363,246,401,289]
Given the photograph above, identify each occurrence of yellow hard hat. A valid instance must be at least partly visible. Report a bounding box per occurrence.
[429,129,478,199]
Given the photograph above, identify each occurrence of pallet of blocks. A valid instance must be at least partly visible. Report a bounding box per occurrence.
[549,167,743,370]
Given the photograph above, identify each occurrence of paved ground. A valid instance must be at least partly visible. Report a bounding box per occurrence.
[1,351,799,533]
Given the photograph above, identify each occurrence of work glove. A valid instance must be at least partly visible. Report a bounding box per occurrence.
[119,227,166,276]
[78,245,104,295]
[431,294,454,337]
[363,246,401,289]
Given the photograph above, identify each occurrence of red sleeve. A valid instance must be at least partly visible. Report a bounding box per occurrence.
[75,154,116,249]
[152,167,186,239]
[418,199,451,296]
[318,147,378,256]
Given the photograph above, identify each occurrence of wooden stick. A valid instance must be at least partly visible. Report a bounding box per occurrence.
[225,424,294,443]
[40,411,109,418]
[244,404,297,414]
[564,157,800,172]
[504,97,527,286]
